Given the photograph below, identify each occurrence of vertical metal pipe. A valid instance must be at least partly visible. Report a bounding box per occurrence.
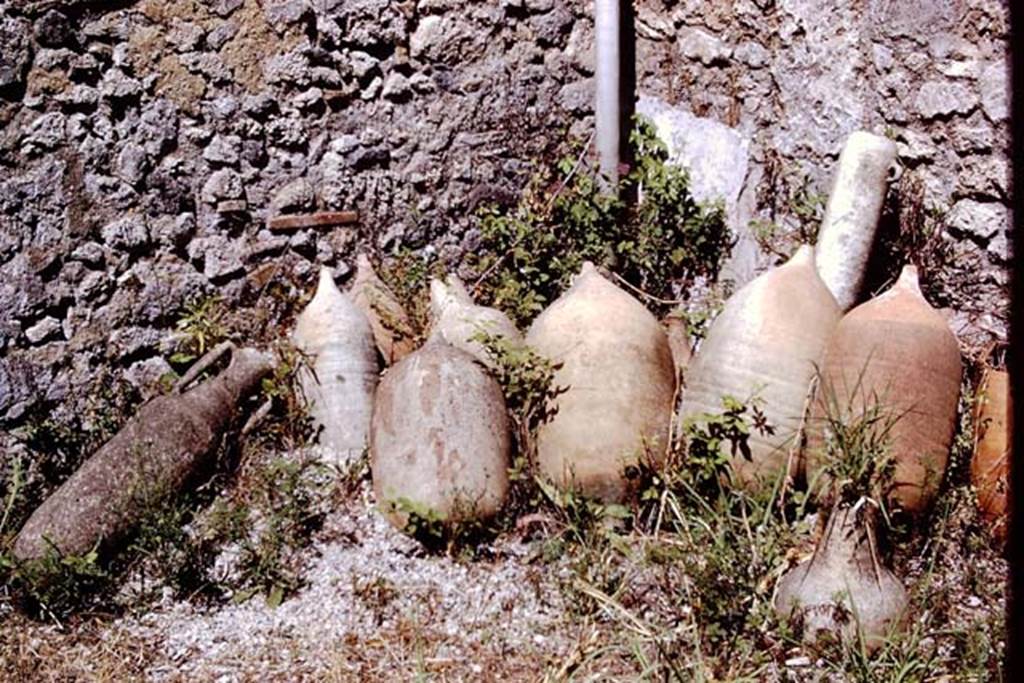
[1007,0,1023,675]
[595,0,621,190]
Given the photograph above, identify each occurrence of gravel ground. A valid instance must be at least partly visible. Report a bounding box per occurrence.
[0,473,1006,682]
[112,483,572,681]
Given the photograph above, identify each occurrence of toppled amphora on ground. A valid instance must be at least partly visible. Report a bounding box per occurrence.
[14,345,274,562]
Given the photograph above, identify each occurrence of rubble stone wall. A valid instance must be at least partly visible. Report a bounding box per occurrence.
[0,0,1010,432]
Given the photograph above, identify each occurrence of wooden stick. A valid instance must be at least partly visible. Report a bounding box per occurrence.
[268,211,359,231]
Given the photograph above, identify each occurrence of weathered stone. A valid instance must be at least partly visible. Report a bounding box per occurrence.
[133,255,208,323]
[265,0,310,27]
[638,95,755,283]
[872,44,894,72]
[294,87,323,109]
[770,5,865,158]
[203,134,242,166]
[266,116,307,148]
[217,199,248,213]
[957,155,1009,200]
[0,357,38,422]
[150,213,195,248]
[265,49,311,86]
[0,13,32,93]
[71,242,106,267]
[361,75,383,100]
[34,10,74,48]
[179,52,233,83]
[950,113,995,155]
[987,230,1011,264]
[288,228,317,254]
[188,234,246,280]
[213,0,244,17]
[531,6,573,47]
[734,41,769,68]
[21,112,66,153]
[208,96,239,121]
[58,84,100,110]
[348,50,379,80]
[109,326,163,358]
[82,13,129,42]
[207,22,238,50]
[939,59,980,79]
[167,21,205,52]
[637,96,747,213]
[138,99,179,157]
[116,142,150,186]
[101,216,150,251]
[946,200,1007,242]
[869,0,959,40]
[678,27,731,65]
[271,178,316,215]
[979,60,1009,122]
[915,81,978,119]
[896,128,937,163]
[76,271,111,302]
[525,0,554,11]
[410,16,446,60]
[68,53,100,81]
[243,92,277,119]
[558,77,593,114]
[85,173,137,211]
[382,72,410,101]
[249,231,290,258]
[201,169,244,204]
[99,68,143,100]
[123,356,174,398]
[25,317,62,345]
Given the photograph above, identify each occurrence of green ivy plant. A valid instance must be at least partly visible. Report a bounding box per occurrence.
[470,116,731,328]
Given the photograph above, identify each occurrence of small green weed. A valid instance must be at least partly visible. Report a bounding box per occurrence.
[1,545,109,624]
[219,456,333,607]
[543,396,797,679]
[809,367,904,517]
[679,394,775,495]
[170,295,230,366]
[471,330,565,448]
[247,343,317,453]
[0,456,108,624]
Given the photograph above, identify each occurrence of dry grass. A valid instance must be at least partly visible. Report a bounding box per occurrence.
[0,613,161,682]
[0,471,1004,682]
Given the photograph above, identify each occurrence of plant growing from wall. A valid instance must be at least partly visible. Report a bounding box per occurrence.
[470,116,731,328]
[170,295,231,367]
[751,169,826,262]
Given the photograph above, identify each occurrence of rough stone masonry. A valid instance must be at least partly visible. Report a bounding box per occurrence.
[0,0,1011,455]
